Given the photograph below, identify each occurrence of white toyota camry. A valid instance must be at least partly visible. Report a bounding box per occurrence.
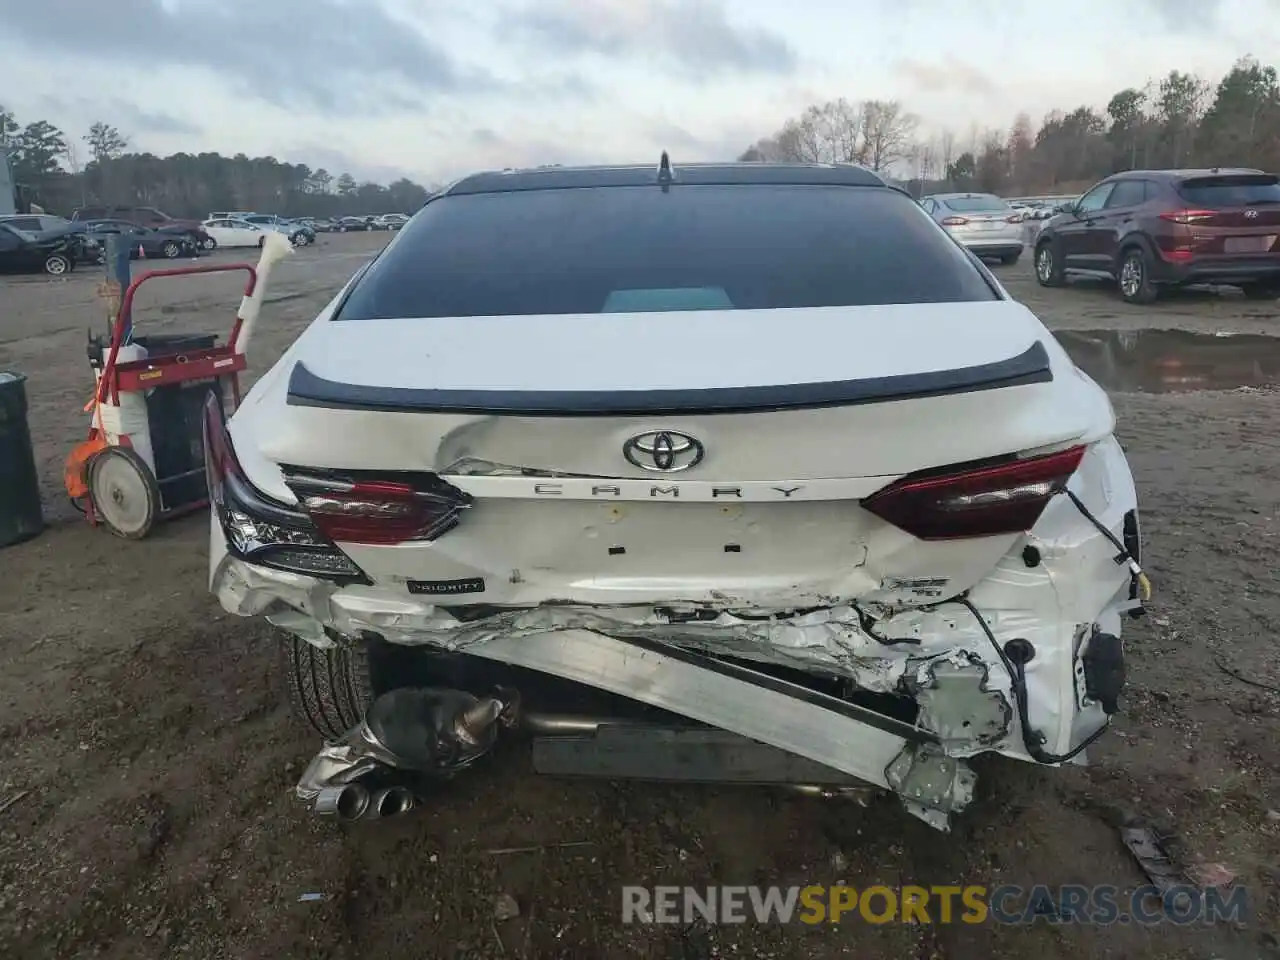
[205,158,1146,829]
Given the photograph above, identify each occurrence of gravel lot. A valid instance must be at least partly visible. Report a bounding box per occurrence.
[0,232,1278,959]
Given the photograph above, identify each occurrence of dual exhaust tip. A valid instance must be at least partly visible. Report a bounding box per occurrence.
[313,783,416,822]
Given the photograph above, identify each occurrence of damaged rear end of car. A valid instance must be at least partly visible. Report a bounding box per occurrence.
[205,161,1146,830]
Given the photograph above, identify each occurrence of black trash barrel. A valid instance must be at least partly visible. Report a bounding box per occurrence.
[0,372,45,547]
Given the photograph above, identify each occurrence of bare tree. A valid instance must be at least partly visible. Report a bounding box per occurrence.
[771,99,867,164]
[1006,114,1035,191]
[938,129,956,186]
[860,100,918,172]
[915,140,936,182]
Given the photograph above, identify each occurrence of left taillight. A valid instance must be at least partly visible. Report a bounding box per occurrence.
[286,476,472,546]
[202,394,369,582]
[861,445,1087,541]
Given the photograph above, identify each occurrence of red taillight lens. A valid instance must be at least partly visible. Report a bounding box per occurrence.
[862,446,1087,541]
[202,392,238,504]
[1159,209,1217,225]
[299,480,469,545]
[941,216,968,226]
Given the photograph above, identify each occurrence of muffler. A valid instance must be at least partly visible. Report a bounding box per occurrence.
[296,687,513,818]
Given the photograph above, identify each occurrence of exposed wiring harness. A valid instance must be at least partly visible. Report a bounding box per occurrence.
[953,487,1151,765]
[1063,488,1152,603]
[956,594,1107,765]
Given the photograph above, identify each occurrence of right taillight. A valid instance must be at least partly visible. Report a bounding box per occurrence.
[1159,209,1217,225]
[861,446,1087,541]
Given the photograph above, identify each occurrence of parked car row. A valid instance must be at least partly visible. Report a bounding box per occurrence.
[918,169,1280,305]
[202,213,316,249]
[1007,196,1079,221]
[303,213,410,232]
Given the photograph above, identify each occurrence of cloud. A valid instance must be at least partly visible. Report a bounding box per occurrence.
[505,0,798,79]
[287,143,433,186]
[36,96,201,136]
[1143,0,1222,30]
[0,0,489,115]
[895,57,997,97]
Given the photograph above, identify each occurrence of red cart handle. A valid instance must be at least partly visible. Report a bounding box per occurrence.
[97,263,257,405]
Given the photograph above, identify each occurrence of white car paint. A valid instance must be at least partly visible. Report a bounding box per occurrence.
[201,218,269,248]
[204,170,1143,828]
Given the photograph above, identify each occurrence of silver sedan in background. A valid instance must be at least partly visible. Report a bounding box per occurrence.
[919,192,1025,265]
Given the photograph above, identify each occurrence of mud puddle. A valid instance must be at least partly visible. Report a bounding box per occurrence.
[1054,328,1280,393]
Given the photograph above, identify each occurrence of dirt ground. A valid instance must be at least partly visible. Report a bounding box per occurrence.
[0,232,1278,960]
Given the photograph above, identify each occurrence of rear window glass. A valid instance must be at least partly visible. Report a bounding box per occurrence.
[941,196,1009,213]
[334,184,997,320]
[1177,175,1280,207]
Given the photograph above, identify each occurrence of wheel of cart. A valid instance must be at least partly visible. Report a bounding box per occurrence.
[63,263,259,539]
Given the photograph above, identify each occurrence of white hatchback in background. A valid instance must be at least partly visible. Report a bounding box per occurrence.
[920,192,1026,265]
[201,218,271,249]
[205,160,1145,831]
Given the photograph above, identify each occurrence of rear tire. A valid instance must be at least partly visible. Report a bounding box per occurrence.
[162,240,181,259]
[283,634,375,738]
[1117,245,1158,304]
[44,253,72,275]
[1240,283,1279,301]
[1034,242,1063,287]
[999,251,1021,266]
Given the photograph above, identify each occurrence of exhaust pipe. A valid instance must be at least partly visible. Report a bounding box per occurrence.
[367,785,416,819]
[313,782,370,821]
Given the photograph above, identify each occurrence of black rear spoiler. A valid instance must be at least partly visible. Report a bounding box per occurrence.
[286,340,1052,417]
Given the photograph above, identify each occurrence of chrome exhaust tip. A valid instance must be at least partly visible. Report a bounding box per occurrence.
[314,783,371,821]
[368,785,416,819]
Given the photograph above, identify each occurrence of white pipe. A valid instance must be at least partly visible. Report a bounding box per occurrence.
[235,231,294,357]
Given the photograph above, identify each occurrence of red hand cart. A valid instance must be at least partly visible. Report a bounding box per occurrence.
[64,263,258,539]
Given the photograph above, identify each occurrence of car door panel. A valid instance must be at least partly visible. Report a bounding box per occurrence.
[1059,183,1116,266]
[1086,180,1147,268]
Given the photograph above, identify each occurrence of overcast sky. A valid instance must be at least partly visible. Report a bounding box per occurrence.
[1,0,1276,185]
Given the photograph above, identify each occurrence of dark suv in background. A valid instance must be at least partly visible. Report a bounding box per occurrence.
[1033,168,1280,303]
[71,204,210,250]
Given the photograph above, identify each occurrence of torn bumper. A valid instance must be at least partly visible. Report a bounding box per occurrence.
[210,512,1123,831]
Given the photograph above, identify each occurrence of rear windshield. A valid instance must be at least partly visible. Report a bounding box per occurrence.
[941,196,1009,213]
[1177,175,1280,207]
[334,184,998,321]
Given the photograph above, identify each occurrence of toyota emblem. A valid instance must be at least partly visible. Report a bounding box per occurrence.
[623,430,705,472]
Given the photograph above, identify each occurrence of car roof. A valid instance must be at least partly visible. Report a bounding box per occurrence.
[925,192,1004,201]
[441,161,889,197]
[1108,167,1268,181]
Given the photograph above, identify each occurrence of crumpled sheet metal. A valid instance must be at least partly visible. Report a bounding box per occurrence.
[215,553,1079,760]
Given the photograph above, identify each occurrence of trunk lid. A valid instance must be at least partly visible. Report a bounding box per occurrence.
[234,301,1112,608]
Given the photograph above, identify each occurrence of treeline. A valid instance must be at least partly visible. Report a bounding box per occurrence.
[0,110,434,218]
[740,56,1280,195]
